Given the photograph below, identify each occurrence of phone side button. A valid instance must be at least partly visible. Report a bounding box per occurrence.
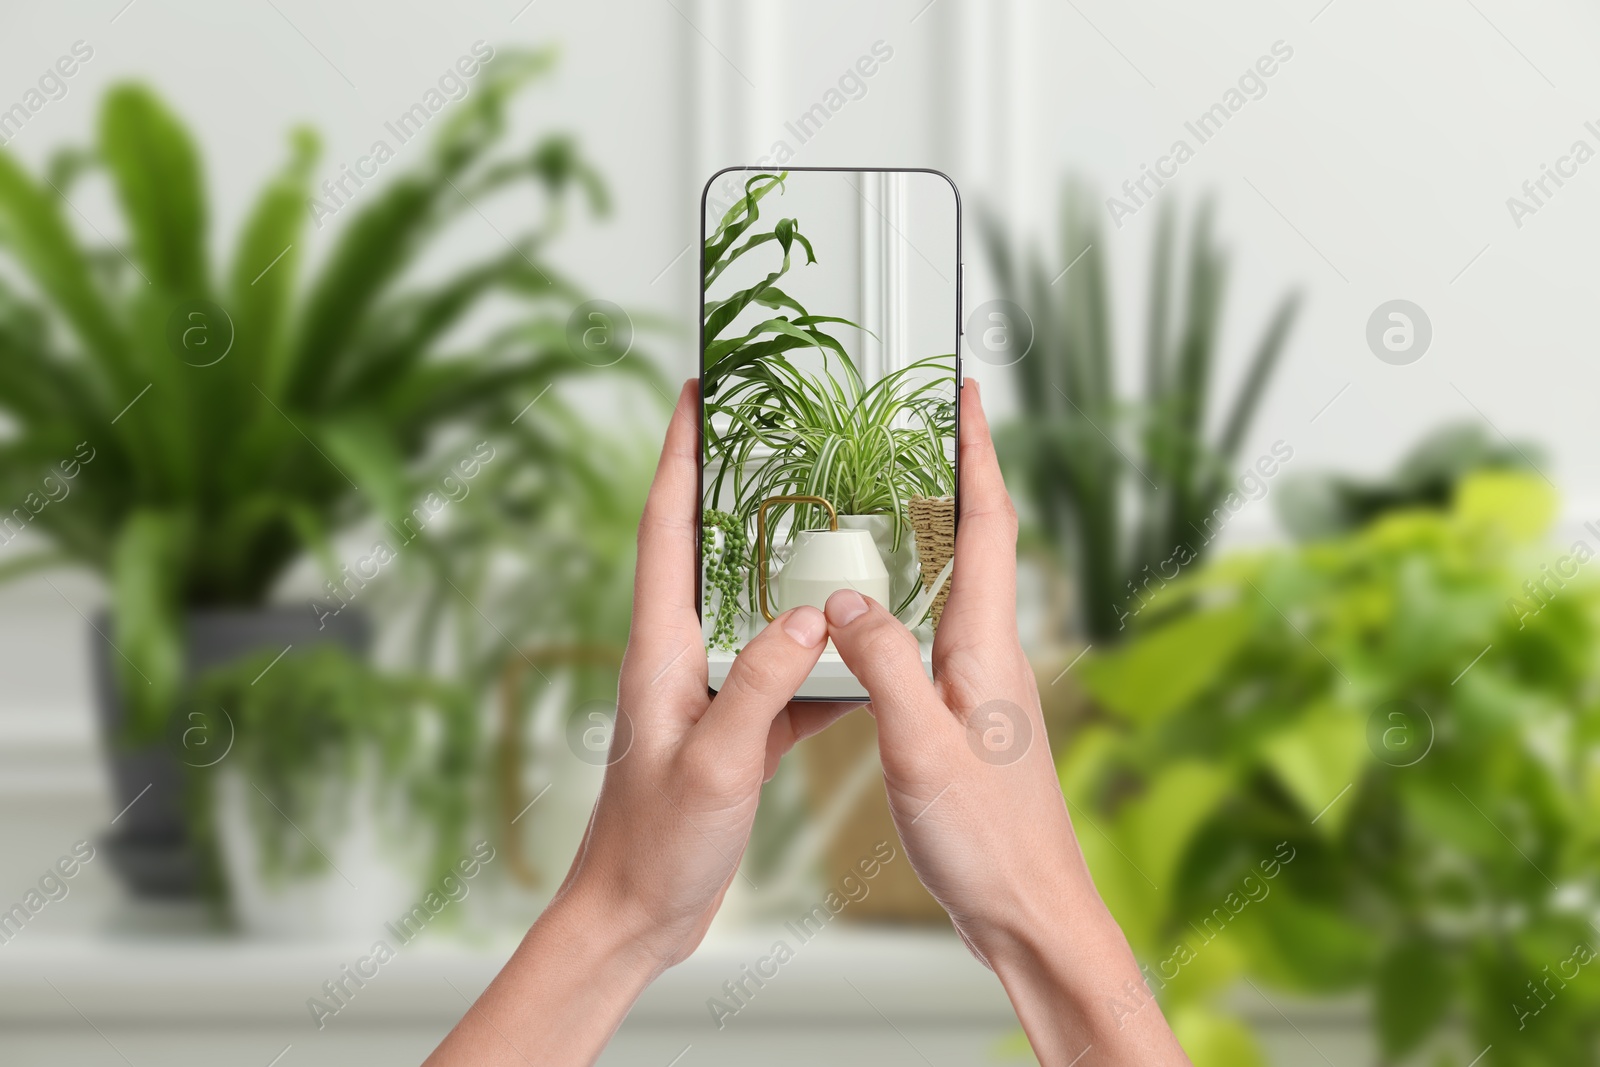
[957,262,965,387]
[958,262,964,334]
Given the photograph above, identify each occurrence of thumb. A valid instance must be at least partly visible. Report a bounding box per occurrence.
[693,606,828,764]
[823,590,953,759]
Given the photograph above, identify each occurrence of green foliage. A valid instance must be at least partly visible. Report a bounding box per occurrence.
[982,185,1300,642]
[392,399,656,696]
[707,352,955,556]
[392,398,657,880]
[1064,471,1600,1064]
[701,171,862,398]
[408,416,656,917]
[702,509,748,651]
[1276,420,1546,542]
[1077,604,1252,723]
[0,55,656,736]
[1170,1004,1266,1067]
[1375,932,1455,1059]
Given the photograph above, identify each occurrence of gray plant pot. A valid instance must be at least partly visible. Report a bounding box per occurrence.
[89,605,370,898]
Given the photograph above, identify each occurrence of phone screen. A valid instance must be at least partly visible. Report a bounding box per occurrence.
[699,168,961,700]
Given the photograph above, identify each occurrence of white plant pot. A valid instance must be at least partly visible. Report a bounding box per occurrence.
[214,765,421,940]
[772,527,891,614]
[838,513,920,616]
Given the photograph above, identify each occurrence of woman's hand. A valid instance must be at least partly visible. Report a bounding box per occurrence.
[427,381,852,1066]
[821,380,1192,1066]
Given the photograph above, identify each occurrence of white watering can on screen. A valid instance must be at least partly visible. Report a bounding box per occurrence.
[757,495,891,621]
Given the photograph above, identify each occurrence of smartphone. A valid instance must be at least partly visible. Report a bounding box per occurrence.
[698,167,961,700]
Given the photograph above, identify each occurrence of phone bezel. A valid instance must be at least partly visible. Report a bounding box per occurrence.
[696,165,964,700]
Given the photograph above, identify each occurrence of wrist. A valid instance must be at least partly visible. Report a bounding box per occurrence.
[979,878,1125,999]
[535,878,667,990]
[978,884,1190,1065]
[426,875,662,1064]
[961,844,1109,972]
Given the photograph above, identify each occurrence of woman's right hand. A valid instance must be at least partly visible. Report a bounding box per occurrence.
[822,380,1192,1066]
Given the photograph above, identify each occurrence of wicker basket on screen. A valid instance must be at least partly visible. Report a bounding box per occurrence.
[908,495,955,627]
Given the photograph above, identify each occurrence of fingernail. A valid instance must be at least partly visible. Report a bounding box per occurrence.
[825,589,868,627]
[783,606,827,648]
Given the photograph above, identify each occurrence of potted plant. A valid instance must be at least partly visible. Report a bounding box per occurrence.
[1065,470,1600,1065]
[182,645,468,936]
[707,351,956,626]
[171,398,660,933]
[0,49,637,897]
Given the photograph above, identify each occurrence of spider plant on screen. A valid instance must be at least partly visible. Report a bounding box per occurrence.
[705,351,955,613]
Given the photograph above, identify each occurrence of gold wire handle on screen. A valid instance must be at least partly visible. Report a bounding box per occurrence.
[755,494,837,623]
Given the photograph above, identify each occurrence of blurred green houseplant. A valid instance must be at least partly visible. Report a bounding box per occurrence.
[1275,420,1546,542]
[186,644,467,886]
[981,187,1299,643]
[0,49,629,734]
[1065,472,1600,1065]
[164,398,657,911]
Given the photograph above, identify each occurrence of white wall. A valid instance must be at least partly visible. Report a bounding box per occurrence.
[1004,0,1600,519]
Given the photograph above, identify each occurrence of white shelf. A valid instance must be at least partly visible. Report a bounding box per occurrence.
[0,926,1012,1026]
[0,926,1377,1067]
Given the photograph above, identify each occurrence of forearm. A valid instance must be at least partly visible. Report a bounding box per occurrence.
[425,891,660,1066]
[983,886,1192,1067]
